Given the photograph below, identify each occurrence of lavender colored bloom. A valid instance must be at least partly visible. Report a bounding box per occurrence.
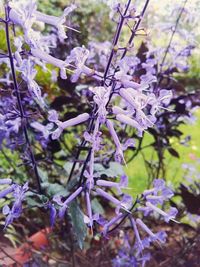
[49,203,57,227]
[130,217,143,251]
[106,119,125,163]
[5,117,21,134]
[31,121,54,140]
[146,201,178,223]
[3,182,28,228]
[84,192,99,228]
[51,113,90,140]
[9,0,37,30]
[102,212,124,236]
[53,187,83,219]
[116,114,145,137]
[0,179,12,185]
[34,4,77,40]
[136,218,157,240]
[31,49,68,80]
[106,119,135,161]
[66,46,94,82]
[142,179,174,205]
[32,113,89,140]
[0,185,15,199]
[88,41,111,69]
[48,110,59,123]
[84,130,102,151]
[18,59,46,107]
[61,113,90,129]
[90,87,111,123]
[96,174,128,194]
[96,188,132,215]
[85,191,93,228]
[9,0,76,41]
[96,188,121,206]
[112,253,137,267]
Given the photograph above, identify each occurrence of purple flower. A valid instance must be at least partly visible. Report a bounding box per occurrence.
[90,87,111,123]
[61,113,90,129]
[101,212,124,236]
[31,49,68,79]
[31,121,54,140]
[48,110,59,123]
[66,46,94,82]
[49,203,57,227]
[34,4,77,40]
[142,179,174,205]
[84,192,99,229]
[145,201,178,223]
[9,0,37,30]
[85,191,93,228]
[5,117,21,134]
[32,113,90,140]
[116,114,145,137]
[106,119,135,163]
[84,130,102,151]
[0,179,12,185]
[3,182,28,228]
[96,174,128,194]
[0,185,15,199]
[130,217,143,251]
[96,188,132,214]
[136,218,156,240]
[53,187,83,219]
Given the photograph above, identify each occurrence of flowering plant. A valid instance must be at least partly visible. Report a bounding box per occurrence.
[0,0,198,266]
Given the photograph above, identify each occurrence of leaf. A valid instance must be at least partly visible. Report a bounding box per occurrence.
[37,167,48,183]
[4,234,20,248]
[167,129,183,138]
[69,201,87,250]
[26,192,48,208]
[168,148,180,158]
[63,162,74,174]
[41,182,68,197]
[94,162,124,178]
[91,198,104,215]
[26,197,44,208]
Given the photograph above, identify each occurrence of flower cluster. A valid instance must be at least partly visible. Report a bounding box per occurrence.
[0,179,28,228]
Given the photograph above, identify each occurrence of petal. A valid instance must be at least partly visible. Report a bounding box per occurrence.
[3,205,10,215]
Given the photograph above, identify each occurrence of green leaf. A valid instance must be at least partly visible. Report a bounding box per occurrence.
[26,192,48,208]
[91,198,105,214]
[69,201,87,250]
[41,182,68,197]
[38,167,48,183]
[168,147,180,158]
[94,162,124,178]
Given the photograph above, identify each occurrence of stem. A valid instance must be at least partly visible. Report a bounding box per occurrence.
[67,107,96,184]
[67,0,150,186]
[121,0,150,59]
[103,0,132,83]
[106,0,150,104]
[4,6,42,192]
[157,0,188,86]
[107,196,139,234]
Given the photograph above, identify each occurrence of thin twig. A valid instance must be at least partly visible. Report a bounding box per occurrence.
[4,6,42,192]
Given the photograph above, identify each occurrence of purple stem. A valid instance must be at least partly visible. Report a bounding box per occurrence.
[157,0,188,87]
[4,6,42,192]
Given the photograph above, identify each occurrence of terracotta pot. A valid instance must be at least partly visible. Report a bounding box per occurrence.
[11,227,51,266]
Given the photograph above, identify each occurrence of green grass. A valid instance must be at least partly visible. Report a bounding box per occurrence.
[125,108,200,196]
